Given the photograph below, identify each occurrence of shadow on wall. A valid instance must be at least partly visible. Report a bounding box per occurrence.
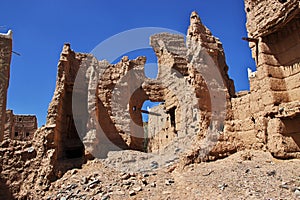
[0,177,14,200]
[97,97,129,157]
[282,116,300,149]
[262,16,300,66]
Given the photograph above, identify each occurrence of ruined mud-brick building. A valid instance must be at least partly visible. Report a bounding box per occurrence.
[43,0,300,165]
[0,31,38,142]
[5,110,37,141]
[44,12,235,162]
[147,0,300,159]
[179,0,300,160]
[0,0,299,198]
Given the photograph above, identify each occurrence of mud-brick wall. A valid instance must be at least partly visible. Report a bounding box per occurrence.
[244,0,300,105]
[12,115,37,141]
[230,91,267,150]
[0,33,12,141]
[259,18,300,66]
[233,0,300,158]
[46,43,85,160]
[244,0,299,38]
[254,20,300,104]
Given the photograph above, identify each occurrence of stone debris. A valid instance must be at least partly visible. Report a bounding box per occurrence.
[150,182,156,187]
[294,189,300,198]
[101,194,110,200]
[120,173,131,180]
[150,161,159,169]
[280,182,289,189]
[218,183,228,191]
[133,186,142,192]
[267,170,276,177]
[141,178,147,185]
[87,179,101,189]
[129,190,136,196]
[165,179,175,186]
[65,183,78,190]
[162,190,171,195]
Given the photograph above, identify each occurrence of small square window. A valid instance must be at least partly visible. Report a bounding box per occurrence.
[26,132,30,137]
[14,132,18,137]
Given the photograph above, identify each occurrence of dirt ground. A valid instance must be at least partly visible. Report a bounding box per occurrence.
[44,150,300,200]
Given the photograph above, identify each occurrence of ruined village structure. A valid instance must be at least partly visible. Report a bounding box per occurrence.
[0,0,299,198]
[5,110,37,141]
[0,32,37,143]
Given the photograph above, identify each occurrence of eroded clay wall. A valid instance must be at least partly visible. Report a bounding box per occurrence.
[4,110,14,138]
[244,0,300,103]
[225,0,300,158]
[46,44,86,162]
[0,31,12,141]
[147,103,179,152]
[244,0,299,38]
[11,114,37,141]
[207,0,300,159]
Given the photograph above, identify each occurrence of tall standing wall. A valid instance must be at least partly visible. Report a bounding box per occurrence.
[0,31,12,141]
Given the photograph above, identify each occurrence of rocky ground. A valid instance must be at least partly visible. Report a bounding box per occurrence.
[43,150,300,200]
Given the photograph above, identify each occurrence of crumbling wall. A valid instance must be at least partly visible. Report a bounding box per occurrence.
[147,103,174,152]
[144,12,236,156]
[0,31,12,141]
[44,44,87,177]
[64,12,235,158]
[0,32,52,199]
[0,126,63,199]
[179,5,300,161]
[225,0,300,158]
[4,110,14,139]
[187,12,235,98]
[203,0,300,160]
[5,111,38,141]
[244,0,299,38]
[98,55,148,151]
[244,0,300,103]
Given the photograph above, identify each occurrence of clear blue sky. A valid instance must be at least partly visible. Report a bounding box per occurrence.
[0,0,256,126]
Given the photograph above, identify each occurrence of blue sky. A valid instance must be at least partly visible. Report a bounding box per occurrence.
[0,0,256,126]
